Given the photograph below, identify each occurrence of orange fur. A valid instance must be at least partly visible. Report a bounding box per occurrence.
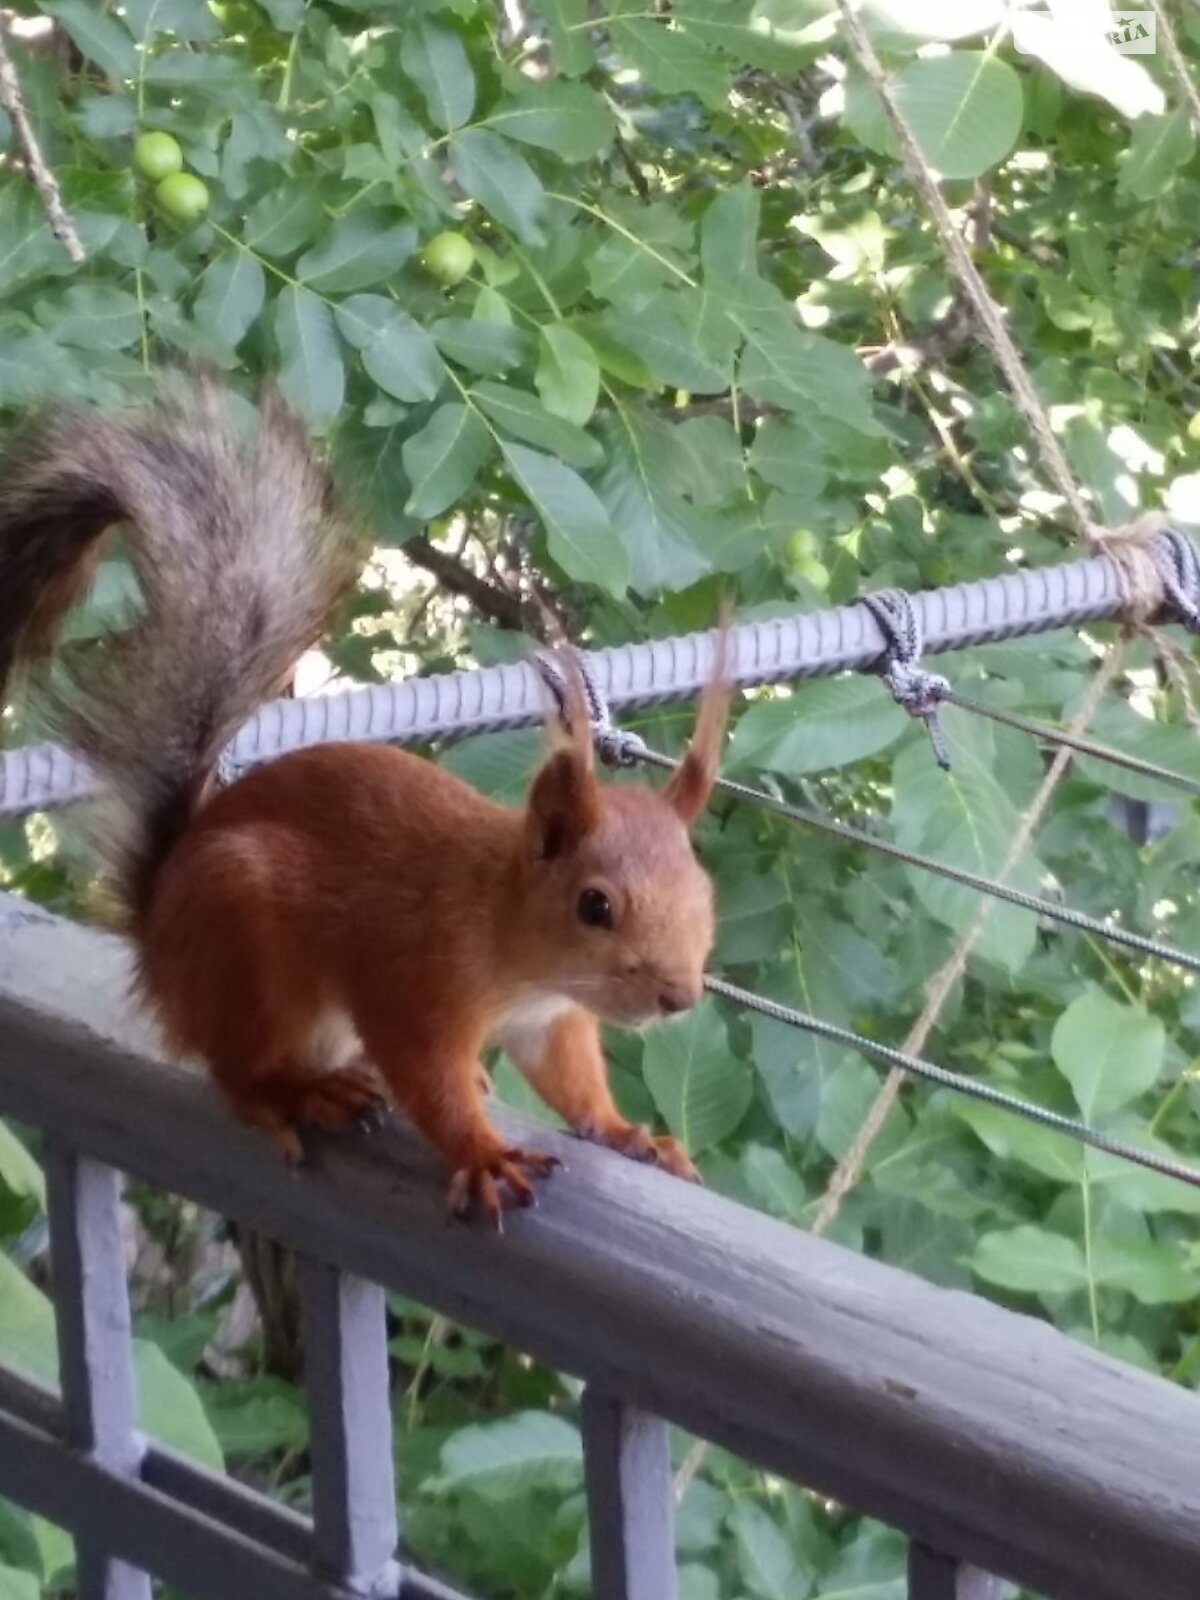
[138,663,727,1222]
[0,374,732,1225]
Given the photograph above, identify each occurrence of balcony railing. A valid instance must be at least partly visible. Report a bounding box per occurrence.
[0,887,1197,1600]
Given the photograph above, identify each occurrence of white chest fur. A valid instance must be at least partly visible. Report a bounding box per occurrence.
[488,991,574,1065]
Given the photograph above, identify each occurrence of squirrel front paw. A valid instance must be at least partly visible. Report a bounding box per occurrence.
[578,1121,700,1183]
[445,1146,562,1230]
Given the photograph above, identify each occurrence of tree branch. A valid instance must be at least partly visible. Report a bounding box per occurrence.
[0,22,84,263]
[403,534,528,631]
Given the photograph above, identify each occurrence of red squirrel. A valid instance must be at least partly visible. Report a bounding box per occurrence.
[0,373,730,1223]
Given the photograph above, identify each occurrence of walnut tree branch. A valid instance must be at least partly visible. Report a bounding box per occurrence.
[403,534,528,631]
[0,23,84,263]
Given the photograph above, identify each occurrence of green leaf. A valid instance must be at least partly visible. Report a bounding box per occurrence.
[1051,990,1164,1122]
[601,298,728,395]
[488,82,615,162]
[594,409,711,596]
[0,1123,44,1209]
[740,319,879,434]
[0,1564,38,1600]
[431,1411,582,1500]
[334,416,418,544]
[336,294,444,402]
[441,729,542,803]
[274,287,345,431]
[817,1059,909,1166]
[0,330,74,406]
[610,17,730,110]
[817,1527,906,1600]
[500,441,624,595]
[451,129,546,247]
[431,317,529,374]
[0,1255,222,1470]
[399,20,475,132]
[676,0,822,69]
[403,402,491,518]
[0,1250,56,1388]
[741,1144,809,1222]
[728,679,907,776]
[193,253,265,350]
[891,712,1042,972]
[954,1100,1084,1184]
[473,382,601,468]
[641,999,751,1152]
[846,52,1023,181]
[42,285,141,351]
[0,187,67,297]
[731,1501,808,1600]
[535,323,600,425]
[123,0,220,40]
[700,180,761,281]
[43,1,137,79]
[1074,698,1200,803]
[971,1225,1087,1294]
[1118,107,1195,201]
[244,186,324,257]
[196,1376,308,1458]
[134,1341,223,1470]
[297,215,416,293]
[748,419,829,496]
[537,0,594,75]
[1092,1238,1198,1305]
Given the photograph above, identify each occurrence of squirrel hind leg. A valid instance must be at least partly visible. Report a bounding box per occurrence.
[214,1058,389,1165]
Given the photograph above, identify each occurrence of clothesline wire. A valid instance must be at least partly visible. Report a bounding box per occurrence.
[631,745,1200,977]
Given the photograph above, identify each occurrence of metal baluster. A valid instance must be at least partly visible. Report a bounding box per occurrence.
[582,1388,676,1600]
[45,1147,151,1600]
[299,1257,400,1596]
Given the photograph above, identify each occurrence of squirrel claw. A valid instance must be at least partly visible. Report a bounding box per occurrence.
[589,1123,700,1183]
[445,1146,560,1227]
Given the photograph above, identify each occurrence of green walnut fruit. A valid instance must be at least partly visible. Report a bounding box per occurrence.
[134,131,184,181]
[788,546,829,591]
[155,172,210,222]
[423,231,475,286]
[784,530,819,569]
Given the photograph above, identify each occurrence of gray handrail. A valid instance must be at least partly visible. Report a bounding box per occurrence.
[0,891,1197,1600]
[0,551,1130,816]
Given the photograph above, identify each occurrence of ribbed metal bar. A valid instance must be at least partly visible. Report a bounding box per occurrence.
[0,552,1137,816]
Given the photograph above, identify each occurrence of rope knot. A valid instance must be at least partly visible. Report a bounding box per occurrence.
[1087,515,1200,630]
[860,588,952,770]
[533,649,647,768]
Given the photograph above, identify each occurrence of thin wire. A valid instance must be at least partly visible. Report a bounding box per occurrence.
[703,976,1200,1192]
[632,747,1200,977]
[942,688,1200,800]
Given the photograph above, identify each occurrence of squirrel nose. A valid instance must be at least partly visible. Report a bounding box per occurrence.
[659,980,700,1016]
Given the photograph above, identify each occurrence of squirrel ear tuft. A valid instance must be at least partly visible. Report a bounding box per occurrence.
[526,653,600,859]
[663,615,731,827]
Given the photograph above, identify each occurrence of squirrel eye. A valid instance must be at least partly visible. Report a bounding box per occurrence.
[577,888,613,930]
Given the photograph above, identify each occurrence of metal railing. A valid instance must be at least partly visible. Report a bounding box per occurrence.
[0,889,1198,1600]
[0,549,1134,816]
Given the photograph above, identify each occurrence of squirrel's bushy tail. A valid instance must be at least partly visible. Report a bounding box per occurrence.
[0,372,363,922]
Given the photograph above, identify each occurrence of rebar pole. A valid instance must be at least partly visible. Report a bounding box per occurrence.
[0,552,1134,816]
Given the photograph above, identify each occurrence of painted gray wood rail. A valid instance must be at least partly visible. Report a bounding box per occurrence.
[0,890,1197,1600]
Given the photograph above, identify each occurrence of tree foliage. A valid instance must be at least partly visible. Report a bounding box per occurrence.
[2,1,1200,1595]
